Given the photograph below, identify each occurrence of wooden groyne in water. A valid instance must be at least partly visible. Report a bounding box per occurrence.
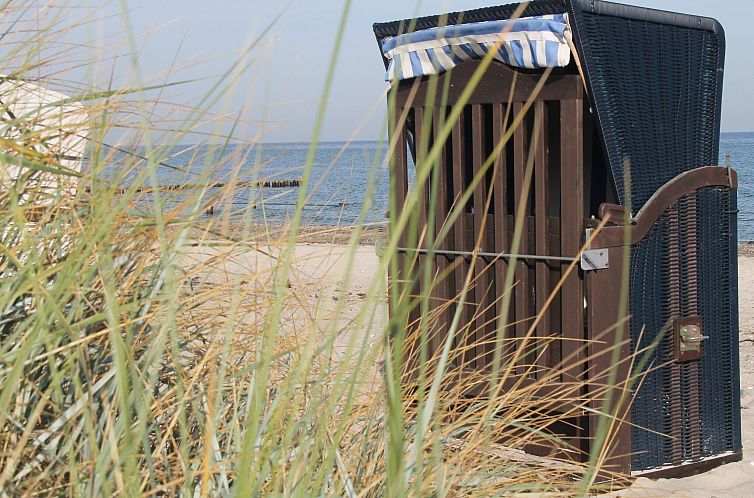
[105,178,302,195]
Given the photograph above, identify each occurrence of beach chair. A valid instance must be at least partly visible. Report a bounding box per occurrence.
[374,0,740,478]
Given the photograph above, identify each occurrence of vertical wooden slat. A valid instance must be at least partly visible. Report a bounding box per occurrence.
[471,104,488,371]
[388,106,413,380]
[586,246,633,476]
[451,112,468,370]
[513,102,529,377]
[410,107,427,380]
[547,218,563,372]
[559,98,584,387]
[415,107,429,247]
[559,97,586,457]
[388,108,409,302]
[492,103,508,370]
[534,102,550,380]
[433,107,451,356]
[390,109,409,247]
[483,224,496,370]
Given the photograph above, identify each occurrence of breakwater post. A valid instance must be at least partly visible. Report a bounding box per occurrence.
[106,177,303,195]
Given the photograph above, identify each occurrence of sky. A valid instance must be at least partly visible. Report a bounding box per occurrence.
[61,1,754,142]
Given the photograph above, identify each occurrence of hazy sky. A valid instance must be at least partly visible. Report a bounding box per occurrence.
[85,1,754,142]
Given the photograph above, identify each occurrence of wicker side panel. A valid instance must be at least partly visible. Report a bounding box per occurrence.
[696,188,742,457]
[629,187,740,472]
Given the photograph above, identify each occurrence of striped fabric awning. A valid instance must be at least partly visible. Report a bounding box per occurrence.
[382,14,572,82]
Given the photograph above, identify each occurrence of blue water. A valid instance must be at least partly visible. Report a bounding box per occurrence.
[102,133,754,240]
[103,141,392,227]
[719,132,754,241]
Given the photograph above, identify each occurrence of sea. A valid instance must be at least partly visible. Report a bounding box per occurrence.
[105,132,754,241]
[719,132,754,241]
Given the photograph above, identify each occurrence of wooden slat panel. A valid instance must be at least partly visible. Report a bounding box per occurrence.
[559,98,584,387]
[534,102,550,379]
[513,102,529,378]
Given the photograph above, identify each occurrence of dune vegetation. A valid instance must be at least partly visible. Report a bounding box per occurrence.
[0,1,636,496]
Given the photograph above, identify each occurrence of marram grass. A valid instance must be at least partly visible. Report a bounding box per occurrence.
[0,1,639,496]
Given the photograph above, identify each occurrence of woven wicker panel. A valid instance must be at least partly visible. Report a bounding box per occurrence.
[629,186,740,472]
[696,188,741,458]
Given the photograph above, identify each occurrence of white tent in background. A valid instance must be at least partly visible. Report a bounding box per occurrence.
[0,76,88,206]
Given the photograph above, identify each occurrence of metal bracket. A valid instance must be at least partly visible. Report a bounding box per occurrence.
[580,249,609,271]
[675,317,706,362]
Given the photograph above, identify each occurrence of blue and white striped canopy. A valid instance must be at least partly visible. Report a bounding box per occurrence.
[382,14,572,82]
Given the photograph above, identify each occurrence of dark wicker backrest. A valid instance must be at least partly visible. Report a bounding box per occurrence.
[568,1,725,210]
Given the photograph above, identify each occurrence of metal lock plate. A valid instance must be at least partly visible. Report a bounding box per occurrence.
[675,317,707,362]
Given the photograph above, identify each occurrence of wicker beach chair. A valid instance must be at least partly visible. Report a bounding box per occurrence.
[375,0,740,478]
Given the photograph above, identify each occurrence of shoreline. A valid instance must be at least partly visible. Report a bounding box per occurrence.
[202,220,388,245]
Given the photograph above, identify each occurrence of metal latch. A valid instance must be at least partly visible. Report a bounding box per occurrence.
[675,317,706,362]
[680,324,709,352]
